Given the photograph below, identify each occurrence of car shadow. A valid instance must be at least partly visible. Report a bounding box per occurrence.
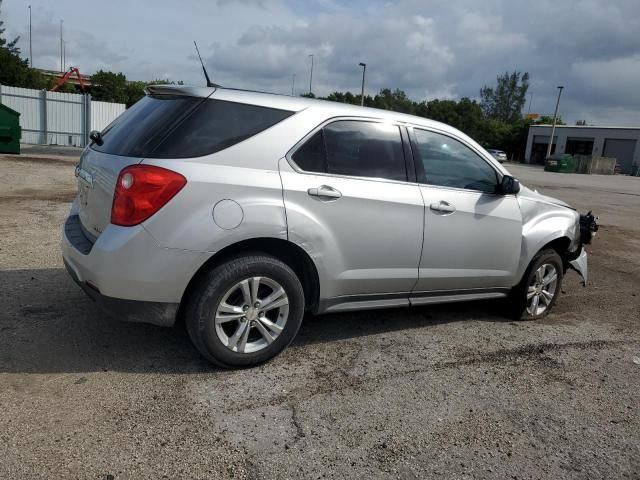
[0,267,511,374]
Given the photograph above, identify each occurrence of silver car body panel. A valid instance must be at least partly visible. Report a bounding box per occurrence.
[414,186,522,291]
[76,148,143,239]
[63,199,209,303]
[279,157,424,299]
[62,85,587,322]
[515,186,581,282]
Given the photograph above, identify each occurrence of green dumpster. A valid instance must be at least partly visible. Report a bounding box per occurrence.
[0,103,21,154]
[545,153,575,173]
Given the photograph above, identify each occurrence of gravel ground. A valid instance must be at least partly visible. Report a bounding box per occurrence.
[1,152,638,479]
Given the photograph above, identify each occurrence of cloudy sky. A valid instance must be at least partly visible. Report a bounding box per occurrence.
[3,0,639,125]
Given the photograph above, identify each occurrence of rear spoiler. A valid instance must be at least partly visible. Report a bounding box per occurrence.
[144,85,216,98]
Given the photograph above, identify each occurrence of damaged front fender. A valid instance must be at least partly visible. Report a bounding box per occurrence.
[568,211,597,287]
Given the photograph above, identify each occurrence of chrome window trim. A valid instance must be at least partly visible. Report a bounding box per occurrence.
[416,182,511,198]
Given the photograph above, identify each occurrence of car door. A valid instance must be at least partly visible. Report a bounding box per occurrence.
[409,127,522,294]
[279,119,424,309]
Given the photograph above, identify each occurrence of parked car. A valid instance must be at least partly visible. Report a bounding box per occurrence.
[487,149,508,163]
[63,85,595,368]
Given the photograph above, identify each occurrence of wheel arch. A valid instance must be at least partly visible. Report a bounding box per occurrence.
[178,237,321,321]
[515,234,572,287]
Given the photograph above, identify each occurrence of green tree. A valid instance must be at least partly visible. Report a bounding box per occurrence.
[89,70,129,103]
[0,48,47,88]
[0,0,47,88]
[372,88,415,114]
[124,80,146,107]
[424,98,460,125]
[480,71,530,123]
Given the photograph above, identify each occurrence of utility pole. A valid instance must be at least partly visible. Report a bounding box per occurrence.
[59,19,64,72]
[308,54,314,96]
[63,41,66,72]
[28,5,32,67]
[545,86,564,160]
[359,62,366,106]
[527,92,533,116]
[291,73,296,96]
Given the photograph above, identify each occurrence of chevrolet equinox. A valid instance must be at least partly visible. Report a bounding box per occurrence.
[63,85,595,367]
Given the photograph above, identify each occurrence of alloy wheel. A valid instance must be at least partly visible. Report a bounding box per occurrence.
[526,263,558,316]
[214,276,289,354]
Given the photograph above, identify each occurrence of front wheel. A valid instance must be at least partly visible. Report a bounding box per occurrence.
[186,255,305,368]
[508,249,563,320]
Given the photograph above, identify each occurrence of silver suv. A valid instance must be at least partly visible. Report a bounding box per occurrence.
[63,85,595,367]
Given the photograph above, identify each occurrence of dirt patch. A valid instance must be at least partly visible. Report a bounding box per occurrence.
[0,188,76,203]
[0,155,77,167]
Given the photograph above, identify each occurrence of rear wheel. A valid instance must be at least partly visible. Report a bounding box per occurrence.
[186,255,305,368]
[508,249,563,320]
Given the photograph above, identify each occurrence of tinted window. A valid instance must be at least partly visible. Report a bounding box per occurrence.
[92,95,200,157]
[292,121,406,181]
[413,129,497,193]
[292,131,326,173]
[325,121,406,181]
[92,96,293,158]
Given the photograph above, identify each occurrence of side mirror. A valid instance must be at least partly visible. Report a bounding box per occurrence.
[89,130,103,146]
[500,175,520,195]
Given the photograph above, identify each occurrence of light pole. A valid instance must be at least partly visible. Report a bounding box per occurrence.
[28,5,32,67]
[545,86,564,159]
[291,73,296,96]
[359,62,366,106]
[308,54,314,96]
[59,19,64,72]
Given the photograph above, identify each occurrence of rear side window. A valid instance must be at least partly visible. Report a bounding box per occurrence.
[292,131,326,173]
[92,96,294,158]
[292,120,407,181]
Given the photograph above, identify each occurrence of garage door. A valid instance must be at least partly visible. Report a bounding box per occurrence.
[531,135,557,164]
[566,137,594,156]
[603,139,636,174]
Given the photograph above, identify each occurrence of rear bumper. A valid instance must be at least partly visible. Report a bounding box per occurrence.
[64,258,179,326]
[62,210,210,326]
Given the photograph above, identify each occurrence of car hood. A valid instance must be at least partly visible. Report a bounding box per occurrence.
[518,185,573,210]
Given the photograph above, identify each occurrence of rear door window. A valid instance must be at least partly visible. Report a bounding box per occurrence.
[92,96,294,158]
[291,120,407,181]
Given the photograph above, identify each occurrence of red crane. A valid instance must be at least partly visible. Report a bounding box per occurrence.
[50,67,87,92]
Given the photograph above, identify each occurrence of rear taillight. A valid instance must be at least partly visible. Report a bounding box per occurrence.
[111,165,186,226]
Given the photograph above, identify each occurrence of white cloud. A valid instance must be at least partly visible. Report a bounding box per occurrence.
[2,0,638,124]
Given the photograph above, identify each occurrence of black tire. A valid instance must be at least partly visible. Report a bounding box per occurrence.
[186,254,305,368]
[507,249,563,320]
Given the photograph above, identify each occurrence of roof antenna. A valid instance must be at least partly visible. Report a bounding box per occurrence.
[193,41,218,88]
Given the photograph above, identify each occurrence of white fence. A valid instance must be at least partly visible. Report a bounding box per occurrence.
[0,85,126,147]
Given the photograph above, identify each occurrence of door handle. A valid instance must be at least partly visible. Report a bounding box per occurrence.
[308,185,342,199]
[430,201,456,214]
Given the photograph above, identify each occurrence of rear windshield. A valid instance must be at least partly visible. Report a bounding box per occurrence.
[91,95,294,158]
